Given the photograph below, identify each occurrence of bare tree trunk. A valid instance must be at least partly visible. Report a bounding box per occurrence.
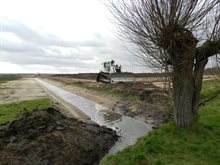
[193,59,208,111]
[172,50,195,127]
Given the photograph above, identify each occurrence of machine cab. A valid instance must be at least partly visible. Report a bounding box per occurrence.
[101,60,115,73]
[101,60,122,73]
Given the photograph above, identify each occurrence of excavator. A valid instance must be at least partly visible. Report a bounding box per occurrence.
[96,60,135,83]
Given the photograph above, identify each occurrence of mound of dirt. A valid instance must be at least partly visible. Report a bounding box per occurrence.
[0,108,118,165]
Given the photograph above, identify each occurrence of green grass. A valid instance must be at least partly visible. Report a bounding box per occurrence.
[0,75,21,84]
[200,79,220,100]
[81,85,141,102]
[52,78,141,102]
[0,98,52,125]
[101,79,220,165]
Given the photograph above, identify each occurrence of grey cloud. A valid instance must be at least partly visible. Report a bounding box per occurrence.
[0,17,142,73]
[0,17,106,68]
[0,46,97,68]
[0,37,45,54]
[0,17,105,48]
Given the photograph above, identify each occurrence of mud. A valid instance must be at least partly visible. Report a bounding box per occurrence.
[48,77,173,128]
[0,108,118,165]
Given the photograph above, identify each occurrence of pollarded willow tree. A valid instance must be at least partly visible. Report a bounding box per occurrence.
[106,0,220,127]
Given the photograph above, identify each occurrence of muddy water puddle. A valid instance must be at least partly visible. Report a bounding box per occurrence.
[36,78,152,154]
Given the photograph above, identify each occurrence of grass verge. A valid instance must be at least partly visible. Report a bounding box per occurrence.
[0,98,52,125]
[101,79,220,165]
[50,78,141,102]
[0,75,21,84]
[200,79,220,100]
[75,83,141,102]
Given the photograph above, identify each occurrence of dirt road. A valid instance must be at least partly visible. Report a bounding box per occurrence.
[41,78,119,110]
[0,78,47,104]
[0,78,87,120]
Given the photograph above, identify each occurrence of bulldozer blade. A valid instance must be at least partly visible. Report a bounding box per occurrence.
[110,73,135,83]
[97,72,111,83]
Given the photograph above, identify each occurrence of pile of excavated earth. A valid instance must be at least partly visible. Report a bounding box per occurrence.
[0,108,118,165]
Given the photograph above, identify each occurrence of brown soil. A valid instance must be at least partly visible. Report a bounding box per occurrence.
[0,78,47,104]
[0,108,118,165]
[48,77,173,128]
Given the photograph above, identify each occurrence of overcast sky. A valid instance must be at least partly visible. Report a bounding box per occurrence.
[0,0,147,74]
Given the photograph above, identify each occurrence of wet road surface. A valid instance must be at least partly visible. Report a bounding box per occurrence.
[36,78,152,154]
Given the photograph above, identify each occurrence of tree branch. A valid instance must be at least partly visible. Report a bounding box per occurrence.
[196,40,220,62]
